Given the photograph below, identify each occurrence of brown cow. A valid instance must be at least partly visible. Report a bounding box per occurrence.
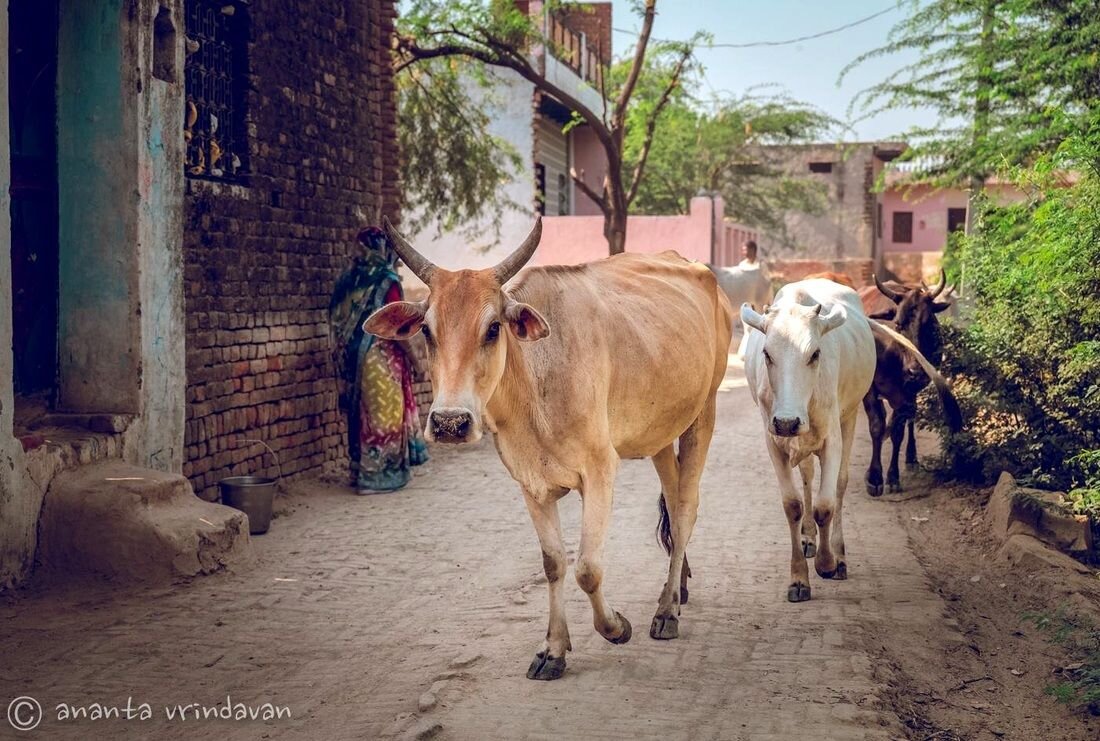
[804,271,856,289]
[364,218,733,680]
[858,270,959,494]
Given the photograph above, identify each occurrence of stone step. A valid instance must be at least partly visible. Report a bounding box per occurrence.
[38,461,251,582]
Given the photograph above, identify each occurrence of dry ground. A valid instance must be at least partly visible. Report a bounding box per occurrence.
[1,360,1096,740]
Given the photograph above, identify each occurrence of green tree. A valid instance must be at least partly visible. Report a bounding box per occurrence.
[623,83,834,236]
[395,0,698,254]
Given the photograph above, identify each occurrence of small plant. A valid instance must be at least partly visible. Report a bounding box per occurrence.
[1023,607,1100,714]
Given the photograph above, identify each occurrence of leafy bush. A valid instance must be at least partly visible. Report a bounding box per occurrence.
[924,133,1100,494]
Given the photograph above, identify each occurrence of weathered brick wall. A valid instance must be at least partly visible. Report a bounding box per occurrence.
[182,0,403,500]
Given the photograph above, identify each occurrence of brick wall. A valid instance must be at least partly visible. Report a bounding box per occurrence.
[182,0,403,500]
[559,3,612,63]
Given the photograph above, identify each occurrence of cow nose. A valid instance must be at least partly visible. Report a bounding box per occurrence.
[772,416,801,437]
[430,409,474,443]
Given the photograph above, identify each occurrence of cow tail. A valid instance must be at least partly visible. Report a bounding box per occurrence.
[867,319,963,432]
[656,492,673,555]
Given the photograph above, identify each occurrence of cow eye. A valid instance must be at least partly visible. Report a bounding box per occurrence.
[421,325,433,345]
[484,321,501,344]
[809,349,821,365]
[763,349,773,366]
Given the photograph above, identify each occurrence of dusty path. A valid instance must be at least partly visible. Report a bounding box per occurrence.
[0,361,1092,740]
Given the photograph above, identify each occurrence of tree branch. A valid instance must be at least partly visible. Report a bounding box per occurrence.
[570,167,608,213]
[613,0,658,132]
[626,48,690,206]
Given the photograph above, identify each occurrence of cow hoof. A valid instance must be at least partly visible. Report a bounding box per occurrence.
[607,612,632,645]
[835,561,848,580]
[906,459,919,470]
[888,483,902,493]
[526,651,566,681]
[802,540,817,558]
[649,614,679,640]
[816,562,838,579]
[866,483,884,497]
[787,583,811,602]
[680,585,689,605]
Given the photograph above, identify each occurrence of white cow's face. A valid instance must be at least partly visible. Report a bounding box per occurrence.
[742,302,845,437]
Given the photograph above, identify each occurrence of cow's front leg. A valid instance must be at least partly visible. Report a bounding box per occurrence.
[886,403,913,493]
[576,461,632,645]
[522,489,572,681]
[798,457,817,558]
[863,393,886,496]
[813,421,844,579]
[764,436,811,602]
[905,418,919,469]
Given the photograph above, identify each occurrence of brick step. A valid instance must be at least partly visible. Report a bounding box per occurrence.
[38,461,252,582]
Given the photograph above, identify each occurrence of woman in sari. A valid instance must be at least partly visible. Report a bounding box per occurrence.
[330,226,428,492]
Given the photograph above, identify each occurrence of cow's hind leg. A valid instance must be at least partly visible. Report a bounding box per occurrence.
[653,445,691,604]
[576,458,632,646]
[886,402,913,493]
[828,412,857,580]
[905,418,919,469]
[651,394,716,639]
[863,392,886,497]
[798,457,817,558]
[523,490,572,680]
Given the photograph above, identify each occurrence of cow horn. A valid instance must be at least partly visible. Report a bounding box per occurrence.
[383,216,436,285]
[929,267,947,299]
[874,273,903,303]
[493,217,543,284]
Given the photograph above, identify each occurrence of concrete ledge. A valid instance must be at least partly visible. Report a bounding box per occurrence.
[39,461,251,582]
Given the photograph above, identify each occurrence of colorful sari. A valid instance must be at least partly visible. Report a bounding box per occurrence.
[330,228,428,492]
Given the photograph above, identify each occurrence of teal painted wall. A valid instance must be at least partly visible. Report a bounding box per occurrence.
[56,0,141,412]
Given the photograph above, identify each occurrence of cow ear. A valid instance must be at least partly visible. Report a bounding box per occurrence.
[815,303,846,335]
[362,301,426,340]
[869,308,897,321]
[741,303,767,333]
[503,299,550,341]
[932,301,951,313]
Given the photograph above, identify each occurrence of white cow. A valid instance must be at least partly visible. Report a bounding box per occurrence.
[740,279,877,602]
[710,264,772,356]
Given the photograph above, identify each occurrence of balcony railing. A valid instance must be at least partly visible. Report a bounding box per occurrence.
[547,15,606,91]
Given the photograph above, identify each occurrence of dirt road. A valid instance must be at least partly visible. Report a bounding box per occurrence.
[1,361,1094,740]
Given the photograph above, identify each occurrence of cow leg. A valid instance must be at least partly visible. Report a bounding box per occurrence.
[827,412,857,580]
[652,395,715,639]
[905,418,919,469]
[764,435,811,602]
[522,490,572,680]
[813,420,844,580]
[798,457,817,558]
[576,460,632,646]
[863,392,886,497]
[886,403,912,493]
[652,445,690,604]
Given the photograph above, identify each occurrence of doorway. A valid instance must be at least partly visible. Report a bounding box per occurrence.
[9,0,60,400]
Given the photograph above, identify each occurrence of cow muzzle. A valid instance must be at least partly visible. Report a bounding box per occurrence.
[771,416,803,438]
[428,407,479,444]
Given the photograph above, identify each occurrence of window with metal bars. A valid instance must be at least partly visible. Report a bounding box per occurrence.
[184,0,248,180]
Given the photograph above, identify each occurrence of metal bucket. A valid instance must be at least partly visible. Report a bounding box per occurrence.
[219,476,276,534]
[218,439,281,535]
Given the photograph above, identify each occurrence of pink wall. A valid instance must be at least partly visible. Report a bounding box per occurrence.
[571,125,607,217]
[535,196,757,266]
[882,182,1027,253]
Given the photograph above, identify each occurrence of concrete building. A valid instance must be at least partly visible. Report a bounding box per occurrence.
[2,0,400,588]
[751,142,907,266]
[404,1,613,273]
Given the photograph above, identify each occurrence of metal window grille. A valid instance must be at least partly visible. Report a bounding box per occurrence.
[185,0,248,180]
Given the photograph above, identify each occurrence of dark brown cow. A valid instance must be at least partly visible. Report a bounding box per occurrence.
[858,270,961,495]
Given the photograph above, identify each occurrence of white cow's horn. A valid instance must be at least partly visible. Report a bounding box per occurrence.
[494,217,543,285]
[383,216,436,285]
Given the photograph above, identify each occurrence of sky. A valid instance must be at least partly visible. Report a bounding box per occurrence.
[609,0,937,141]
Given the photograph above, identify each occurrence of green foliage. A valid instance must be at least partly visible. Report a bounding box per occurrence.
[844,0,1100,185]
[1067,450,1100,522]
[925,130,1100,492]
[1023,607,1100,714]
